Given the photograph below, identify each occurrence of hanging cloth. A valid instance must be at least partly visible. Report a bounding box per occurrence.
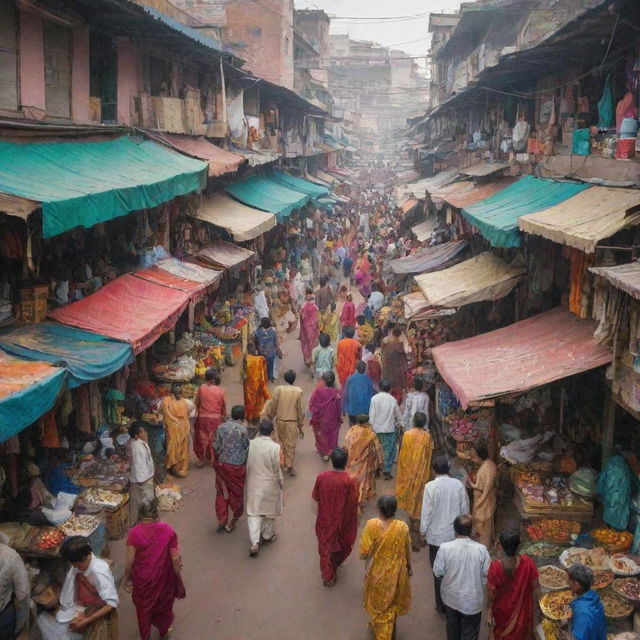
[597,74,614,129]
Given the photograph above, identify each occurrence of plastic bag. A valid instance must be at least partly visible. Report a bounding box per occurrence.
[572,128,591,156]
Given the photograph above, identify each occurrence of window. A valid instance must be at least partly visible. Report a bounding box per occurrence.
[89,30,117,123]
[0,0,18,110]
[44,21,71,118]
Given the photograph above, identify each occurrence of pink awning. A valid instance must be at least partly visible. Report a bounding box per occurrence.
[432,307,612,408]
[49,274,189,354]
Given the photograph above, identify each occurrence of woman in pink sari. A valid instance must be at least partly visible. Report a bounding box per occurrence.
[487,529,539,640]
[356,252,373,298]
[124,498,185,640]
[309,371,343,461]
[299,291,320,366]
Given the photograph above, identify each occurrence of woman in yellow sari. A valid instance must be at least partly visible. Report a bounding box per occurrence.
[161,384,191,478]
[360,495,412,640]
[243,343,271,423]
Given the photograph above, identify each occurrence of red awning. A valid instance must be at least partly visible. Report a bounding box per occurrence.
[431,307,612,408]
[49,274,189,354]
[196,240,255,270]
[149,132,245,177]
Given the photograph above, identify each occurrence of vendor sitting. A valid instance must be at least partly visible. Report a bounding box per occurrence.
[566,563,606,640]
[57,537,118,635]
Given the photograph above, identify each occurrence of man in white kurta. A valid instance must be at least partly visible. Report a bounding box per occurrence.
[246,421,284,556]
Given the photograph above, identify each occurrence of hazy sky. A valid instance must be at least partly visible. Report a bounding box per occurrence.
[294,0,462,68]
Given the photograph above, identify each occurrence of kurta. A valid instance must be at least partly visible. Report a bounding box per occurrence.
[162,396,190,477]
[299,301,320,364]
[470,458,497,547]
[267,384,305,469]
[194,383,226,464]
[344,424,384,505]
[312,470,359,582]
[243,354,271,421]
[308,386,343,456]
[360,518,412,640]
[246,436,284,517]
[336,337,362,387]
[395,429,434,520]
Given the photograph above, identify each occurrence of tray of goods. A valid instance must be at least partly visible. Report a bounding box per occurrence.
[612,577,640,603]
[521,542,567,560]
[539,565,569,591]
[600,592,634,619]
[82,488,125,510]
[210,326,240,342]
[609,554,640,576]
[560,547,609,571]
[31,527,65,552]
[539,590,575,620]
[58,514,103,537]
[592,570,614,590]
[541,618,562,640]
[593,528,634,553]
[526,520,581,542]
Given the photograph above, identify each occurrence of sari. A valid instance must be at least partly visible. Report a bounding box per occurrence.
[162,396,190,477]
[360,518,412,640]
[128,521,183,640]
[244,354,271,420]
[344,424,384,505]
[320,311,339,343]
[356,256,372,297]
[194,384,226,464]
[396,429,434,520]
[299,301,320,364]
[487,555,538,640]
[340,301,356,329]
[309,386,342,456]
[336,337,362,387]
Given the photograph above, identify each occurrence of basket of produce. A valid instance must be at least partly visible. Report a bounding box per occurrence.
[560,547,609,571]
[210,326,240,342]
[592,570,614,590]
[31,527,65,552]
[609,554,640,576]
[539,590,575,620]
[538,565,569,592]
[592,527,633,552]
[525,519,580,542]
[521,542,566,564]
[600,592,633,619]
[612,578,640,603]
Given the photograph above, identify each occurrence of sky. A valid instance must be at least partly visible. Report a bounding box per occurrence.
[294,0,462,70]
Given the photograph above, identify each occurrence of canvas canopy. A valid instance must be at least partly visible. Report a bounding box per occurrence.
[390,241,468,275]
[432,307,612,408]
[590,262,640,300]
[410,218,438,242]
[403,292,458,321]
[267,171,329,198]
[196,240,255,270]
[444,178,517,210]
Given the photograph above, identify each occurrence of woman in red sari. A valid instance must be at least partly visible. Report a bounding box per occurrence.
[308,371,343,461]
[487,529,539,640]
[299,291,320,366]
[124,498,185,640]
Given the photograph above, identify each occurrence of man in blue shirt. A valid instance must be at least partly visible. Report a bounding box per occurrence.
[567,563,607,640]
[342,361,376,425]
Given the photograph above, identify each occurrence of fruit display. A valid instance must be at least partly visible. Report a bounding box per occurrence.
[58,514,102,537]
[609,554,640,576]
[34,527,65,551]
[82,488,125,510]
[600,593,633,619]
[515,470,543,487]
[560,547,609,570]
[526,519,580,542]
[539,590,575,620]
[521,542,566,559]
[612,578,640,602]
[539,565,569,590]
[592,570,614,590]
[593,527,633,551]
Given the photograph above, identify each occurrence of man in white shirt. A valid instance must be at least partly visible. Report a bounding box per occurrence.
[420,456,470,614]
[433,514,490,640]
[367,284,385,314]
[58,537,118,634]
[402,376,431,432]
[127,422,155,526]
[0,538,28,639]
[368,380,402,480]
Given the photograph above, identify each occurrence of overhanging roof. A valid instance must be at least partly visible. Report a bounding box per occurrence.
[404,292,458,321]
[460,162,509,178]
[415,251,525,307]
[432,307,612,408]
[444,178,517,209]
[196,240,255,270]
[519,187,640,253]
[391,240,468,275]
[590,262,640,301]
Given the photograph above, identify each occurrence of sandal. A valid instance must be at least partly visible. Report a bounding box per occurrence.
[225,520,237,533]
[249,545,259,557]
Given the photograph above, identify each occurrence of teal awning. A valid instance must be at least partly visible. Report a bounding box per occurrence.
[225,175,310,221]
[461,175,591,248]
[0,136,208,238]
[266,170,330,198]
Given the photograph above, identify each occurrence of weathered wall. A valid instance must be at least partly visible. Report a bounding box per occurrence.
[116,38,138,125]
[71,27,90,123]
[19,11,45,117]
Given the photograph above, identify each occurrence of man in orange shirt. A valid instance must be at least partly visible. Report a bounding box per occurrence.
[336,326,362,388]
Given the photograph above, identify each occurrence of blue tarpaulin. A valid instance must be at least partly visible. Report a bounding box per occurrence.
[0,323,133,388]
[266,170,330,198]
[461,176,591,248]
[0,350,66,442]
[226,175,310,221]
[0,136,208,238]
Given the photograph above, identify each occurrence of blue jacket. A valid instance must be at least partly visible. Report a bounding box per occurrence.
[343,371,375,417]
[570,590,606,640]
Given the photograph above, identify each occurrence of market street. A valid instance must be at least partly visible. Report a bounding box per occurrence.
[112,327,448,640]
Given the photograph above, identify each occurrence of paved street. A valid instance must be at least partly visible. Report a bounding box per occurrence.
[112,328,446,640]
